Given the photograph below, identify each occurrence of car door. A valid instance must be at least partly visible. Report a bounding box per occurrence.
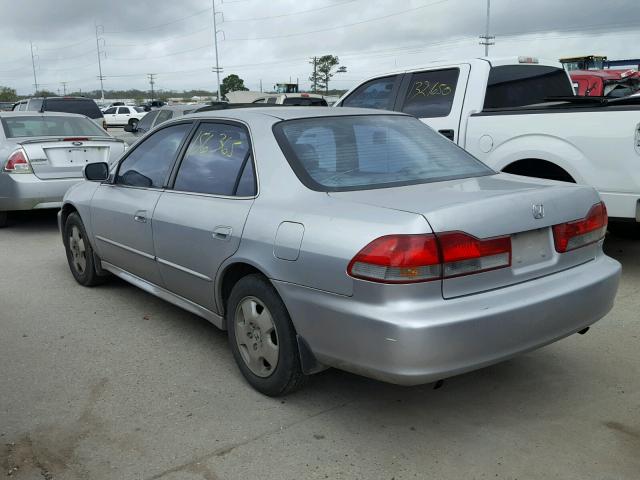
[91,122,193,285]
[116,106,132,125]
[103,107,118,126]
[152,121,256,312]
[396,65,470,142]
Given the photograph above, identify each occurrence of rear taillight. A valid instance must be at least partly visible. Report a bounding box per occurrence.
[3,149,32,174]
[347,232,512,284]
[552,202,607,253]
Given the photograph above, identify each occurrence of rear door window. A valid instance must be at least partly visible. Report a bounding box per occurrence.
[173,122,253,196]
[341,75,400,110]
[401,68,459,118]
[153,110,173,126]
[117,107,130,114]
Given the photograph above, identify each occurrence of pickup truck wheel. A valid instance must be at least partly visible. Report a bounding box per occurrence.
[227,274,306,396]
[0,211,7,228]
[63,212,106,287]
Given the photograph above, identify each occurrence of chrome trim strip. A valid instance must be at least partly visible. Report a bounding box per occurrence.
[100,261,224,328]
[95,235,155,260]
[156,257,212,282]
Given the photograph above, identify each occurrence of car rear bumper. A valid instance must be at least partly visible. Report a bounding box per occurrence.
[0,173,80,211]
[274,254,621,386]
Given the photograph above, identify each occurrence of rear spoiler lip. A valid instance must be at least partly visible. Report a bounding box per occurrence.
[17,136,125,145]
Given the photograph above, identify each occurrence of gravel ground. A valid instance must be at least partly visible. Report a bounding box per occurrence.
[1,211,639,480]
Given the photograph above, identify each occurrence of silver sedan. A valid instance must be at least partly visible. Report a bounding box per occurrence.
[0,112,126,227]
[58,107,621,396]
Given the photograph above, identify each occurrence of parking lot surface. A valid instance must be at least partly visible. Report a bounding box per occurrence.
[1,211,639,479]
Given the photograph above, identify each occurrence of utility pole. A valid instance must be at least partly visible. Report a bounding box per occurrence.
[259,79,262,92]
[212,0,223,101]
[61,82,68,95]
[147,74,156,102]
[30,42,39,94]
[311,56,317,93]
[479,0,494,56]
[95,24,105,103]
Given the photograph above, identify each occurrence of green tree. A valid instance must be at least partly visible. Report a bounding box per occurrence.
[34,90,56,97]
[220,74,249,100]
[309,55,343,94]
[0,86,17,101]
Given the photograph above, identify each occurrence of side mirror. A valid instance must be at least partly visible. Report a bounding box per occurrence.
[124,123,136,132]
[84,162,109,182]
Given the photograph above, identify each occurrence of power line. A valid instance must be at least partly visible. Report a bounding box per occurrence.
[224,0,451,41]
[223,0,358,22]
[103,6,213,34]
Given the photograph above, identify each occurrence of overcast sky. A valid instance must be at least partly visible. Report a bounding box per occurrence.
[1,0,639,96]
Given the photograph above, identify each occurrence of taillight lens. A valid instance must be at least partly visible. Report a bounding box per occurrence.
[438,232,512,278]
[347,234,441,283]
[3,149,32,174]
[347,232,512,284]
[552,202,607,253]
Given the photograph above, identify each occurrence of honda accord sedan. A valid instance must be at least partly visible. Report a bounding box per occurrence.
[58,107,621,396]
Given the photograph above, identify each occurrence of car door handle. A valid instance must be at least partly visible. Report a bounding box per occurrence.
[134,210,147,223]
[213,226,232,240]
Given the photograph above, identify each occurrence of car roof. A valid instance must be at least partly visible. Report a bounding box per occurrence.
[158,104,207,112]
[183,106,405,122]
[0,111,88,119]
[29,96,95,101]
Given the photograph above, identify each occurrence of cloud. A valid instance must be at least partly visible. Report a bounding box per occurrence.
[1,0,639,95]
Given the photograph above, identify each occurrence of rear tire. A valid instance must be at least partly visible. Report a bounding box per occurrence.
[129,118,139,129]
[63,212,106,286]
[0,211,7,228]
[226,274,306,396]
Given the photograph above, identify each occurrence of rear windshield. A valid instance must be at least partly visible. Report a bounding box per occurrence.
[484,65,574,109]
[1,116,105,138]
[37,98,103,119]
[274,115,493,192]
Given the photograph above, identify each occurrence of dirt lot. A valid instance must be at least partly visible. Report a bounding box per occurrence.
[1,211,639,480]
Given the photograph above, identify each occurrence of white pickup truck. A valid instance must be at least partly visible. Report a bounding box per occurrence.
[336,57,640,222]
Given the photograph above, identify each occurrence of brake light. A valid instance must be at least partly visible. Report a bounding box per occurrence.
[63,137,89,142]
[347,232,512,283]
[438,232,512,278]
[3,149,32,174]
[552,202,607,253]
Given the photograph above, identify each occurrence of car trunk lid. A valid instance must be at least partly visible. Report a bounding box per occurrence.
[19,137,125,179]
[329,174,603,298]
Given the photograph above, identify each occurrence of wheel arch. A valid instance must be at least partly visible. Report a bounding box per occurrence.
[216,260,269,325]
[502,158,576,183]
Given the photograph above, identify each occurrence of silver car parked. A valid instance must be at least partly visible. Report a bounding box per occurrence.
[59,107,621,396]
[0,112,126,227]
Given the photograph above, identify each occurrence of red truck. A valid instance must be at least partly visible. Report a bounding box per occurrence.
[570,69,640,97]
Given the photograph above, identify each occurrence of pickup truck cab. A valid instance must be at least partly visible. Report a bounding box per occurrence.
[336,57,640,222]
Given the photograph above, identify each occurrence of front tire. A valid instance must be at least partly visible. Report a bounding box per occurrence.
[227,274,306,396]
[63,212,106,286]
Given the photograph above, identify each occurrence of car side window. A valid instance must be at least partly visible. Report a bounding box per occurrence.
[104,107,117,114]
[341,75,399,110]
[153,110,173,126]
[401,68,459,118]
[117,107,130,114]
[266,97,277,104]
[116,123,191,188]
[173,122,253,196]
[136,110,158,131]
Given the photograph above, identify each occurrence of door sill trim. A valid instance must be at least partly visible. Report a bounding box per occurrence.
[100,261,224,329]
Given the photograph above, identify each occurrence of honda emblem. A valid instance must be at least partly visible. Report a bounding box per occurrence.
[532,204,545,219]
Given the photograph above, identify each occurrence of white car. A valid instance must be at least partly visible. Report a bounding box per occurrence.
[102,106,147,128]
[336,56,640,223]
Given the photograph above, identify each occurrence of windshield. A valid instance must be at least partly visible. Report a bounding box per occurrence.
[1,115,106,138]
[274,115,494,192]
